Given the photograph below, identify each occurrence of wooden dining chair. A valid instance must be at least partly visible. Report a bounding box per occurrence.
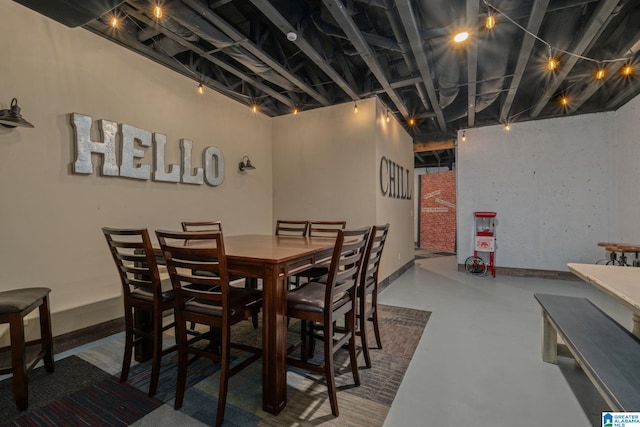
[357,223,390,368]
[292,221,346,287]
[286,227,370,417]
[102,227,177,397]
[156,229,262,427]
[275,220,309,236]
[181,220,259,328]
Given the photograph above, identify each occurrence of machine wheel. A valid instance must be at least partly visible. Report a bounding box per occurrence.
[465,256,487,275]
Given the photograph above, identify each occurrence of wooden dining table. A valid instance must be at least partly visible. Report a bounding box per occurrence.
[152,234,336,415]
[568,262,640,337]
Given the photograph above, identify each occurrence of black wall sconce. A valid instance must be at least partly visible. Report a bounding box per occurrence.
[0,98,34,128]
[239,156,256,171]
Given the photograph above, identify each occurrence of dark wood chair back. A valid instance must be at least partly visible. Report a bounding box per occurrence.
[180,220,223,232]
[275,220,308,236]
[102,227,162,299]
[358,223,390,368]
[325,227,370,310]
[155,229,229,315]
[308,221,346,237]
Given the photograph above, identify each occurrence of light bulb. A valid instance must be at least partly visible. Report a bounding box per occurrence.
[485,14,496,29]
[354,102,358,114]
[110,16,120,28]
[408,118,415,126]
[504,123,511,131]
[153,5,163,19]
[546,57,559,71]
[252,104,258,113]
[461,131,466,142]
[595,68,606,80]
[293,107,298,115]
[453,31,469,43]
[560,96,570,107]
[197,83,204,95]
[386,110,390,123]
[622,64,635,77]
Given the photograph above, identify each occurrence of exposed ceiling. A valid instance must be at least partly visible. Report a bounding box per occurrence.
[14,0,640,169]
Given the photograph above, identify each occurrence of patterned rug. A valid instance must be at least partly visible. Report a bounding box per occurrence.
[1,304,430,427]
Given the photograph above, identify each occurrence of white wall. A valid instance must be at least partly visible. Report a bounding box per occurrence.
[456,112,618,271]
[272,98,415,280]
[614,94,640,241]
[0,1,272,335]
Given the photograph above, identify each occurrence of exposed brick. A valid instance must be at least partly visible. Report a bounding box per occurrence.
[419,171,456,252]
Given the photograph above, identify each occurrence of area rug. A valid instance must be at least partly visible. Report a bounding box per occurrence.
[1,304,430,427]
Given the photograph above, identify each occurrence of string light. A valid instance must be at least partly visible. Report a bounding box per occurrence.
[110,16,120,28]
[622,64,635,77]
[354,101,358,114]
[485,0,631,69]
[386,109,390,123]
[293,107,299,115]
[594,67,606,80]
[153,5,163,19]
[252,104,258,113]
[559,95,570,107]
[504,123,511,131]
[461,131,466,142]
[408,117,416,126]
[546,54,559,71]
[485,13,496,30]
[197,83,204,95]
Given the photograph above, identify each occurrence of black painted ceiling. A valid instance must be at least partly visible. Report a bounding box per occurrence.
[15,0,640,169]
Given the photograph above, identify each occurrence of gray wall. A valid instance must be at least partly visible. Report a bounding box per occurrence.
[456,108,625,271]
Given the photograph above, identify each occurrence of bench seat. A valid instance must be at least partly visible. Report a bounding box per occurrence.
[534,293,640,411]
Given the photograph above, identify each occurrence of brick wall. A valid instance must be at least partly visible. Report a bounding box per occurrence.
[420,171,456,252]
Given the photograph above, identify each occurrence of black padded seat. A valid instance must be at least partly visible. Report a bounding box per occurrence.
[287,282,349,314]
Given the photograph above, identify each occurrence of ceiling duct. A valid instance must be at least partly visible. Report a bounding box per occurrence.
[13,0,123,27]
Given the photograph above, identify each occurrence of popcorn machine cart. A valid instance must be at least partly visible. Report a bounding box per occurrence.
[465,211,497,277]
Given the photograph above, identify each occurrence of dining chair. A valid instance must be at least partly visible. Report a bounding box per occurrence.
[286,226,370,417]
[181,220,259,328]
[0,287,54,411]
[275,220,309,236]
[292,220,346,287]
[357,223,390,368]
[102,227,177,397]
[156,229,262,427]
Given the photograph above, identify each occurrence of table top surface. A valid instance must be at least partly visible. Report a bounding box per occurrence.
[186,234,336,263]
[568,263,640,313]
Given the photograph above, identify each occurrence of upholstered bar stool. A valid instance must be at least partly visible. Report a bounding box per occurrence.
[0,287,54,411]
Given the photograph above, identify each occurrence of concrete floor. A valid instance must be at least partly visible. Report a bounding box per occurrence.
[19,254,627,426]
[381,255,629,427]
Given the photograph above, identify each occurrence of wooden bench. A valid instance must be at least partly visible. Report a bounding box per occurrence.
[534,293,640,411]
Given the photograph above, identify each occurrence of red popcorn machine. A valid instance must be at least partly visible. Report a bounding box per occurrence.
[465,211,497,277]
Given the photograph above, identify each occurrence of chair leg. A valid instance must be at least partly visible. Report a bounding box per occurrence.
[174,319,189,410]
[246,278,259,329]
[39,296,54,372]
[9,314,28,411]
[120,305,134,383]
[371,305,382,350]
[148,308,163,397]
[360,308,371,369]
[348,311,360,387]
[323,322,339,417]
[216,325,231,427]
